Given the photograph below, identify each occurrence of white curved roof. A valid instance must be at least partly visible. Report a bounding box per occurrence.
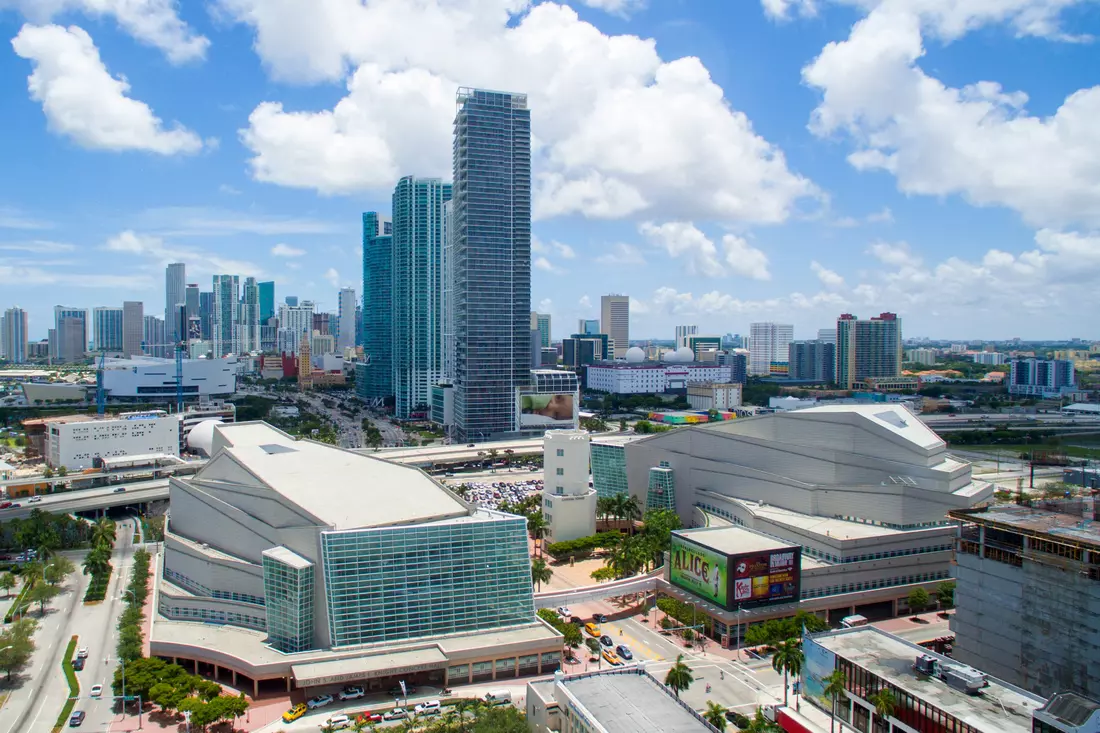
[186,419,223,456]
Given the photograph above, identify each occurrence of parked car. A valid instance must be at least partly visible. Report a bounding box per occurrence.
[569,615,583,626]
[556,606,571,618]
[307,694,334,710]
[616,645,633,660]
[324,714,351,730]
[383,708,408,721]
[584,623,601,637]
[599,635,614,648]
[414,701,441,716]
[388,685,416,697]
[71,657,85,671]
[0,502,11,509]
[68,711,86,727]
[76,648,89,659]
[90,685,103,698]
[593,613,608,623]
[281,703,307,722]
[358,713,384,724]
[338,685,365,701]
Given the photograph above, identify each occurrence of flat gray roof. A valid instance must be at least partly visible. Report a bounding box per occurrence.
[814,627,1045,733]
[261,546,312,570]
[676,525,796,555]
[562,669,712,732]
[292,648,447,686]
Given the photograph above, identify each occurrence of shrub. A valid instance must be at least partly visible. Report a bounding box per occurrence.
[546,532,623,560]
[54,635,80,730]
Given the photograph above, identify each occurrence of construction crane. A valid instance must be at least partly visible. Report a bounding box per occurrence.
[95,349,107,415]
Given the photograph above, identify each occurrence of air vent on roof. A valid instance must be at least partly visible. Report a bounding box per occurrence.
[875,410,908,428]
[259,444,297,455]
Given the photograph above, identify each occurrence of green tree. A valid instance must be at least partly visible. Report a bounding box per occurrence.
[57,465,67,477]
[663,654,694,699]
[45,555,75,585]
[42,466,53,479]
[823,670,848,733]
[936,581,956,609]
[82,544,112,578]
[91,517,116,548]
[704,701,728,731]
[772,639,804,707]
[149,681,188,717]
[0,572,15,598]
[908,587,931,614]
[530,557,553,592]
[585,637,601,658]
[745,709,782,732]
[0,618,36,680]
[869,688,897,733]
[27,582,60,615]
[527,513,548,556]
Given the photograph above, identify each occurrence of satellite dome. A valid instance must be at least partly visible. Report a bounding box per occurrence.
[675,346,695,362]
[186,419,223,457]
[625,347,645,363]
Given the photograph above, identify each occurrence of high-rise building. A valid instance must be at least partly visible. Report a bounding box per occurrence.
[601,295,629,359]
[1008,359,1076,398]
[362,211,394,403]
[165,263,186,343]
[577,318,600,336]
[92,306,124,352]
[393,177,452,420]
[749,322,794,376]
[277,301,314,355]
[311,312,331,336]
[686,335,721,360]
[337,287,356,351]
[788,340,836,383]
[817,327,837,344]
[441,200,455,382]
[451,88,532,441]
[836,313,903,390]
[285,296,298,307]
[1,307,28,363]
[212,275,240,357]
[143,316,165,357]
[675,325,698,349]
[258,281,276,323]
[531,312,551,350]
[122,301,144,358]
[185,284,200,322]
[53,306,87,363]
[239,277,261,354]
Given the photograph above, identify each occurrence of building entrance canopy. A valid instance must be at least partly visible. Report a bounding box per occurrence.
[292,648,448,688]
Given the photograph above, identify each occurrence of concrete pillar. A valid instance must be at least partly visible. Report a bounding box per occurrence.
[214,663,220,680]
[979,525,986,558]
[286,677,292,692]
[891,598,898,617]
[194,659,199,674]
[253,679,259,698]
[232,670,238,686]
[173,657,178,666]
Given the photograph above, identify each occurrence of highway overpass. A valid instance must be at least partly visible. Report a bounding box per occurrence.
[0,478,168,520]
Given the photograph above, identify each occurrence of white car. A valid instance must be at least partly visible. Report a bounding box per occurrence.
[384,708,408,721]
[76,648,89,659]
[338,685,365,701]
[557,606,572,618]
[414,701,441,717]
[90,684,103,698]
[325,714,351,730]
[28,496,41,503]
[306,694,334,710]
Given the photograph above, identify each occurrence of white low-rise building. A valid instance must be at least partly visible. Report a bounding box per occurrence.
[542,430,596,543]
[585,362,733,394]
[47,410,181,470]
[686,382,742,411]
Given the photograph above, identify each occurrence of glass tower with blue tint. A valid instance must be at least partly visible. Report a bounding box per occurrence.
[362,211,394,403]
[591,442,629,499]
[392,177,452,420]
[258,281,275,323]
[92,307,123,352]
[452,88,532,442]
[321,513,534,647]
[262,547,315,653]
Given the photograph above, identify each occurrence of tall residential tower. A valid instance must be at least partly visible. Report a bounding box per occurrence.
[836,312,902,389]
[337,287,357,352]
[362,212,394,403]
[601,295,629,358]
[749,322,793,376]
[0,307,28,363]
[165,262,186,343]
[211,275,240,357]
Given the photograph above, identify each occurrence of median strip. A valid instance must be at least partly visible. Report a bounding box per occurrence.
[52,635,79,733]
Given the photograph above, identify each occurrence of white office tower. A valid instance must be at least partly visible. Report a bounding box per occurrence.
[675,325,698,349]
[817,327,837,344]
[601,294,630,358]
[541,430,596,543]
[749,321,793,375]
[238,277,261,354]
[277,301,315,355]
[211,275,240,357]
[165,262,186,343]
[1,307,28,363]
[337,287,357,351]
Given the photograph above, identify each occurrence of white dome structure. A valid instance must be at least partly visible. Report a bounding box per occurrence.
[675,346,695,362]
[186,419,224,457]
[625,346,645,363]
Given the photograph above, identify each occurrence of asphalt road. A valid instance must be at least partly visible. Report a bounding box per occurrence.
[0,481,168,521]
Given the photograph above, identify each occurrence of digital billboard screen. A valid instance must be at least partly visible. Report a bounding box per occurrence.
[519,393,576,426]
[669,535,729,608]
[731,548,800,609]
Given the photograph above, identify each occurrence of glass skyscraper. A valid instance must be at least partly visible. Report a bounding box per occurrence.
[363,212,394,403]
[258,281,275,323]
[212,275,239,357]
[92,306,124,352]
[392,177,452,419]
[591,442,629,499]
[452,88,532,442]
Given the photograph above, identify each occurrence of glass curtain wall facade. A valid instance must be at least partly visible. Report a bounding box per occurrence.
[212,275,240,357]
[258,281,275,323]
[647,465,676,513]
[836,313,902,389]
[239,277,261,354]
[452,88,532,442]
[320,514,535,647]
[392,177,452,420]
[363,212,395,403]
[591,443,628,499]
[92,307,124,351]
[262,548,315,653]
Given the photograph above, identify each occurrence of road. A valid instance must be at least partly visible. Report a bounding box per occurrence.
[0,480,168,521]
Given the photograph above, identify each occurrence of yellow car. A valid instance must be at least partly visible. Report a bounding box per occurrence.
[602,649,622,666]
[282,703,307,723]
[585,623,601,637]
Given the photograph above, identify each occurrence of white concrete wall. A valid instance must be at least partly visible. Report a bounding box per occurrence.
[543,488,596,543]
[543,431,590,496]
[49,414,180,470]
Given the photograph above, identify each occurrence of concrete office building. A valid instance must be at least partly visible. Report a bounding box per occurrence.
[1008,359,1076,398]
[121,301,144,358]
[46,410,181,470]
[527,666,717,733]
[54,306,88,363]
[626,404,993,642]
[166,262,186,343]
[685,382,742,411]
[393,177,452,420]
[601,295,629,359]
[542,431,596,544]
[92,307,124,352]
[531,312,551,354]
[277,302,314,356]
[336,288,356,351]
[686,335,722,360]
[789,340,836,383]
[1,307,29,363]
[152,422,562,695]
[836,312,903,390]
[362,211,395,403]
[239,277,261,354]
[212,275,240,357]
[451,88,532,442]
[749,322,793,376]
[101,356,237,402]
[675,325,698,350]
[817,327,836,344]
[310,331,335,357]
[949,503,1100,698]
[562,336,605,369]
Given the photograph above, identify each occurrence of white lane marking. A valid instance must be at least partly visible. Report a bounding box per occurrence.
[26,697,50,731]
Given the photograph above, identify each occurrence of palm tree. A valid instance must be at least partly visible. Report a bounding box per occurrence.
[663,654,694,699]
[703,701,728,731]
[527,513,549,556]
[531,557,553,592]
[823,670,848,733]
[596,497,613,529]
[621,494,642,525]
[82,544,111,578]
[772,639,804,707]
[0,572,15,598]
[868,688,897,733]
[92,518,116,548]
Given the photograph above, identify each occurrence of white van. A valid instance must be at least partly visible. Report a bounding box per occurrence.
[840,614,869,628]
[483,690,512,705]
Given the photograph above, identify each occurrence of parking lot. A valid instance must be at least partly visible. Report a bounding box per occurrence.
[440,475,543,510]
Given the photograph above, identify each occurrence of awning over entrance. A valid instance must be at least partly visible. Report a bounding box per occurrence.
[291,648,449,688]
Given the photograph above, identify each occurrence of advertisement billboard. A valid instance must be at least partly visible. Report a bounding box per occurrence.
[519,393,575,426]
[731,548,801,609]
[801,634,837,707]
[669,535,729,608]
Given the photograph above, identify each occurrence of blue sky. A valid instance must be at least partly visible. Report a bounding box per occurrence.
[0,0,1098,342]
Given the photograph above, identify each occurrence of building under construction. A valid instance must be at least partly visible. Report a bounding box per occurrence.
[949,501,1100,699]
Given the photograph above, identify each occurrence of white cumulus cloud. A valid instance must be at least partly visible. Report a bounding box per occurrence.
[596,242,645,265]
[271,243,306,257]
[811,260,845,288]
[639,221,770,280]
[11,24,206,155]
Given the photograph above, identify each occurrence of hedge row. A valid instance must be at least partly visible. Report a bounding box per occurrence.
[53,635,80,733]
[4,578,35,623]
[545,531,623,560]
[83,568,112,602]
[117,549,151,663]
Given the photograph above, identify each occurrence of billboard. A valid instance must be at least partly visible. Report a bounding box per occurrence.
[669,535,729,608]
[801,634,837,707]
[519,393,575,426]
[731,548,800,609]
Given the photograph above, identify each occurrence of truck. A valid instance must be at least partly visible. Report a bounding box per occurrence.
[483,690,512,706]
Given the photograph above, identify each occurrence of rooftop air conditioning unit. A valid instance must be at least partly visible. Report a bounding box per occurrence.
[940,663,988,695]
